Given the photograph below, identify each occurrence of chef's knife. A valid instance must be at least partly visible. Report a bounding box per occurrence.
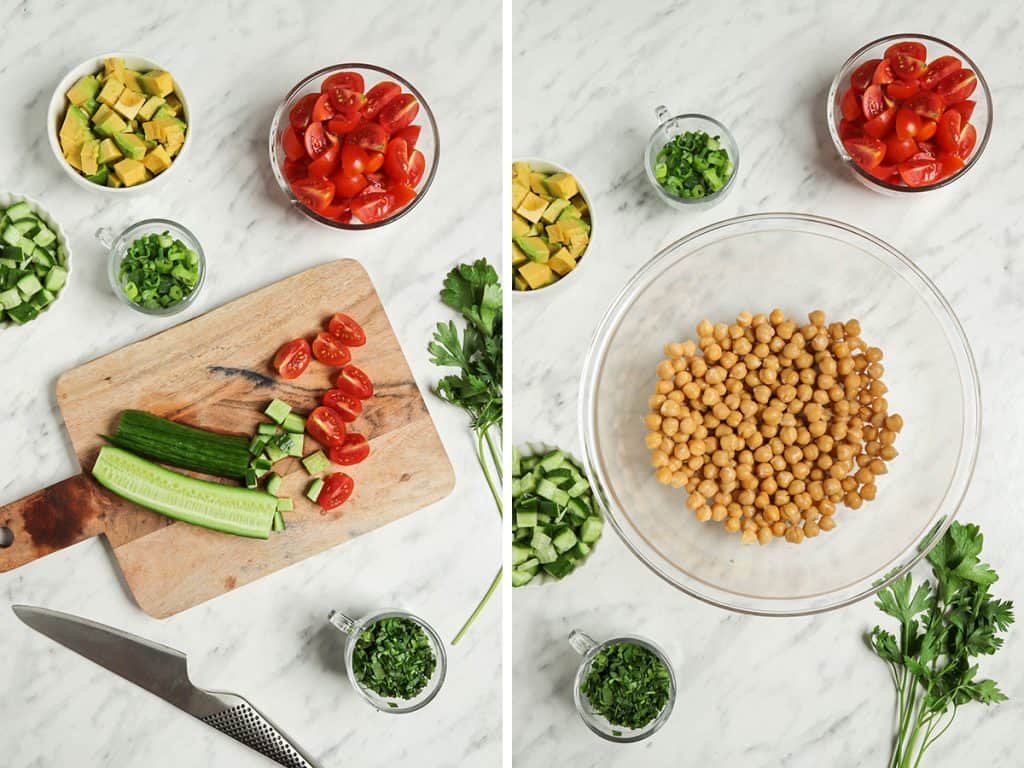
[12,605,322,768]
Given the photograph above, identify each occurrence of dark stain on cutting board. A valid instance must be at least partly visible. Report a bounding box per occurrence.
[207,366,277,388]
[21,480,103,554]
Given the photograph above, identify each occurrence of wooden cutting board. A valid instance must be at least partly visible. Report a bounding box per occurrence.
[0,260,455,617]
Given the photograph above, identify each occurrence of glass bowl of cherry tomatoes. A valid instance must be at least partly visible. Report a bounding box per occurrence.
[270,63,439,228]
[827,34,991,194]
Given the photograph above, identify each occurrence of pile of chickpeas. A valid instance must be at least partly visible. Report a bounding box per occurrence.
[644,309,902,545]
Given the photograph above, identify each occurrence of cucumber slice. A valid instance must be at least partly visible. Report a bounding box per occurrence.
[265,473,283,496]
[281,412,305,433]
[276,497,293,512]
[302,450,329,475]
[265,398,291,424]
[306,477,324,503]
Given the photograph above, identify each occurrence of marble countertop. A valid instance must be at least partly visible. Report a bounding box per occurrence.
[0,2,500,766]
[507,1,1023,766]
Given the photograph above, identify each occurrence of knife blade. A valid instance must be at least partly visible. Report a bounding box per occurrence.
[12,605,322,768]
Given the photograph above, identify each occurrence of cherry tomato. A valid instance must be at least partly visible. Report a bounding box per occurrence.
[323,389,363,422]
[383,138,410,182]
[304,122,329,158]
[840,88,860,122]
[378,94,419,133]
[407,150,426,187]
[273,338,311,380]
[843,136,886,170]
[282,158,307,182]
[394,125,421,150]
[322,71,365,94]
[861,85,885,120]
[936,69,977,104]
[956,122,977,160]
[320,201,349,220]
[350,191,391,223]
[329,434,370,466]
[890,52,927,81]
[362,81,401,119]
[950,100,976,122]
[363,172,387,194]
[311,93,334,123]
[838,119,862,140]
[289,93,318,131]
[364,151,384,173]
[886,80,919,101]
[282,126,306,161]
[312,331,352,366]
[328,312,367,346]
[895,107,921,140]
[347,123,388,153]
[911,141,936,160]
[905,92,943,121]
[336,364,374,399]
[292,178,335,212]
[897,158,941,187]
[866,163,899,184]
[307,134,340,178]
[327,86,366,116]
[937,150,965,180]
[317,472,354,510]
[863,107,896,139]
[936,110,963,153]
[389,184,417,211]
[884,41,927,61]
[341,143,368,176]
[331,170,368,198]
[872,59,894,85]
[326,113,362,135]
[884,135,918,164]
[920,55,961,90]
[306,406,348,448]
[851,58,882,92]
[916,119,937,142]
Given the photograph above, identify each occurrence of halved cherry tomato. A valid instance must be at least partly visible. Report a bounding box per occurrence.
[312,331,352,366]
[289,93,319,131]
[920,56,961,90]
[895,107,921,140]
[317,472,354,510]
[282,126,306,161]
[282,158,307,182]
[273,338,311,380]
[394,125,421,150]
[872,59,894,85]
[851,58,882,92]
[884,41,927,61]
[336,364,374,399]
[347,123,388,153]
[326,113,362,135]
[840,88,860,121]
[866,163,899,184]
[890,53,927,81]
[936,69,977,104]
[378,94,419,133]
[320,201,349,220]
[886,80,919,101]
[916,119,937,142]
[362,173,387,194]
[862,85,885,120]
[838,119,862,140]
[950,100,976,122]
[311,93,334,123]
[956,122,977,160]
[327,86,366,116]
[292,178,334,211]
[389,184,417,211]
[323,389,363,422]
[911,141,936,160]
[328,313,367,346]
[341,143,368,175]
[322,71,365,94]
[884,135,918,164]
[863,107,896,139]
[905,92,943,121]
[407,150,425,187]
[383,138,410,182]
[843,136,886,169]
[306,406,348,448]
[364,151,384,173]
[304,122,330,158]
[329,433,370,466]
[307,135,340,178]
[936,110,962,153]
[898,158,941,187]
[937,150,965,180]
[362,81,401,119]
[331,170,368,198]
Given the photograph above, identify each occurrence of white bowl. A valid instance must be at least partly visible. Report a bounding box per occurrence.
[512,157,596,298]
[0,192,72,327]
[47,52,192,196]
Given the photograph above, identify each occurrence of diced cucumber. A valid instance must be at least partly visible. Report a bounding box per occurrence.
[542,557,575,580]
[276,497,293,512]
[515,509,537,528]
[306,477,324,502]
[244,467,258,488]
[16,273,42,299]
[13,218,39,236]
[567,477,590,497]
[580,516,604,544]
[281,412,305,433]
[0,287,22,309]
[32,226,56,248]
[252,456,273,472]
[512,543,531,566]
[257,422,279,436]
[265,473,283,496]
[6,302,38,324]
[512,446,521,477]
[271,509,285,532]
[265,442,287,463]
[552,526,578,553]
[302,450,329,475]
[44,265,67,292]
[539,450,565,471]
[249,434,270,456]
[265,398,291,424]
[511,568,536,587]
[287,432,304,457]
[2,226,22,247]
[4,202,33,221]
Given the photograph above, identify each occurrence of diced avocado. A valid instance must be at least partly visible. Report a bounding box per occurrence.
[106,173,123,188]
[113,132,147,160]
[541,198,570,223]
[545,222,565,244]
[512,160,532,180]
[103,57,126,80]
[528,172,548,195]
[66,75,99,106]
[568,231,589,255]
[98,137,122,165]
[162,125,185,156]
[549,249,577,277]
[64,147,84,172]
[90,103,114,125]
[515,236,549,263]
[571,195,588,215]
[97,77,125,107]
[512,241,528,267]
[81,98,100,116]
[140,70,175,97]
[121,70,145,93]
[518,261,555,290]
[80,138,101,176]
[513,274,528,291]
[95,112,128,137]
[59,106,92,153]
[163,93,183,116]
[545,172,579,199]
[113,158,146,187]
[511,180,528,210]
[137,95,164,121]
[143,145,172,175]
[516,192,547,223]
[84,166,109,186]
[557,204,583,222]
[511,212,532,238]
[44,266,68,292]
[113,87,146,120]
[142,121,162,142]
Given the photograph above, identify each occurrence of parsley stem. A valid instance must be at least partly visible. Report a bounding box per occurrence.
[452,566,501,645]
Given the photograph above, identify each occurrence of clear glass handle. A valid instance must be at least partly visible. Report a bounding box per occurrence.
[96,227,116,249]
[568,629,597,656]
[327,610,359,636]
[655,104,671,124]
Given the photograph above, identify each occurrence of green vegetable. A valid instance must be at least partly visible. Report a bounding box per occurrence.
[271,509,285,532]
[305,477,324,502]
[281,412,306,434]
[351,616,436,700]
[428,259,502,644]
[302,449,329,475]
[0,202,67,325]
[265,399,292,424]
[654,130,734,199]
[265,473,282,496]
[869,522,1014,768]
[581,642,672,730]
[117,231,199,310]
[276,497,293,512]
[106,409,251,479]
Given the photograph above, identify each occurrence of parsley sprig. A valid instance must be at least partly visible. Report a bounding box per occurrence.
[581,642,672,730]
[428,259,502,644]
[869,521,1014,768]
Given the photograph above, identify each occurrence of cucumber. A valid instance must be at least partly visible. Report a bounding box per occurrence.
[281,412,305,433]
[92,446,276,539]
[265,398,291,424]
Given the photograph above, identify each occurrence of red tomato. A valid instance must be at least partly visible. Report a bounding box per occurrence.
[320,201,349,220]
[304,122,330,158]
[282,126,306,161]
[331,170,368,198]
[956,122,977,159]
[843,136,886,169]
[312,331,352,366]
[341,143,368,175]
[323,389,363,422]
[911,141,936,160]
[936,69,977,104]
[307,134,340,178]
[364,151,384,173]
[363,172,387,194]
[851,58,882,92]
[292,178,335,211]
[378,94,419,133]
[347,123,388,153]
[840,88,860,121]
[936,110,962,153]
[950,100,975,122]
[890,53,927,81]
[884,135,918,164]
[327,86,366,116]
[351,191,392,223]
[326,113,361,135]
[289,93,318,131]
[866,163,900,184]
[937,150,965,180]
[407,150,425,187]
[861,85,885,120]
[282,158,307,182]
[920,56,961,91]
[394,125,421,150]
[895,107,921,139]
[317,472,354,510]
[311,93,334,123]
[886,80,919,101]
[328,312,367,346]
[863,107,896,139]
[322,71,365,94]
[383,138,410,182]
[838,119,862,140]
[884,41,927,61]
[362,81,401,118]
[916,119,937,141]
[306,406,348,448]
[329,434,370,466]
[273,339,311,380]
[905,92,943,121]
[898,158,941,187]
[336,364,374,399]
[389,184,417,211]
[872,59,894,85]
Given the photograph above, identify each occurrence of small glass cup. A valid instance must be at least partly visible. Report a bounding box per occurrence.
[570,629,677,743]
[643,106,740,210]
[99,218,205,316]
[328,608,447,714]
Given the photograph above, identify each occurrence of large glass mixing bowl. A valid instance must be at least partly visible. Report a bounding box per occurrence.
[579,213,980,615]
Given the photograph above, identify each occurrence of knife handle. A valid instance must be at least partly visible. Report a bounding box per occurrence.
[200,696,322,768]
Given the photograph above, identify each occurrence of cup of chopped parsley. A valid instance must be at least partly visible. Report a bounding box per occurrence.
[571,629,676,741]
[329,609,447,714]
[644,107,739,209]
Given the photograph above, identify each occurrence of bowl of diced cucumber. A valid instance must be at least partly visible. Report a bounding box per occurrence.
[0,193,70,327]
[48,52,191,195]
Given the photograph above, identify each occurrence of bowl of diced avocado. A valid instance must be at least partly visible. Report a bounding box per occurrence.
[0,193,71,327]
[48,53,191,194]
[512,159,593,293]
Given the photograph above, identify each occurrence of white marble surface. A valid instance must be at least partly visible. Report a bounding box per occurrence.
[0,2,500,766]
[508,1,1023,765]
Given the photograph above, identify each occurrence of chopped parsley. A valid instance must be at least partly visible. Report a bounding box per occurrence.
[352,617,437,700]
[581,641,672,730]
[654,130,734,199]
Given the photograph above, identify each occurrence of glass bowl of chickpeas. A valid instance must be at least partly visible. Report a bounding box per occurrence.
[579,212,980,616]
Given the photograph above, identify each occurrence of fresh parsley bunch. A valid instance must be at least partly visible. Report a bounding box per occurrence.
[869,521,1014,768]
